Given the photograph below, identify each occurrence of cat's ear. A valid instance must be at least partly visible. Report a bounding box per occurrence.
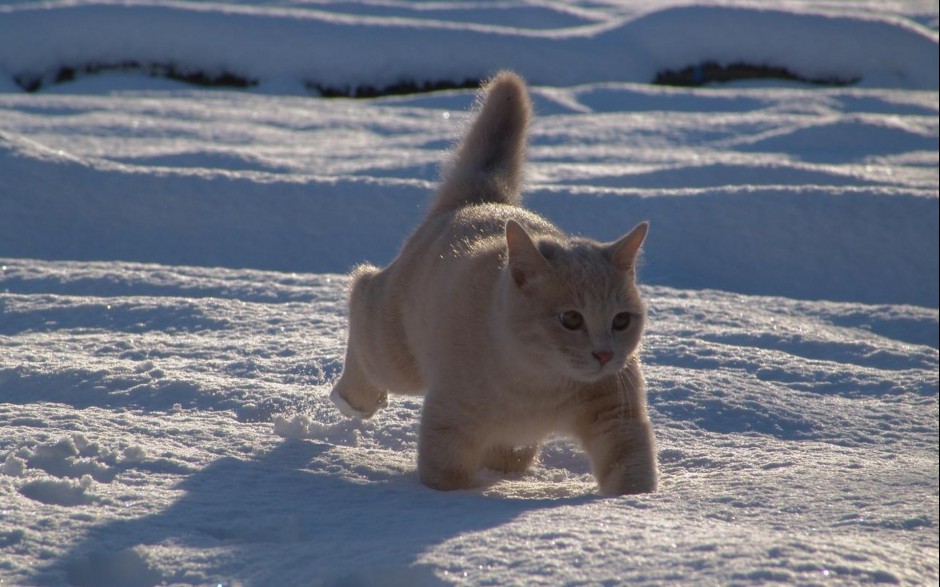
[607,221,648,272]
[505,220,551,288]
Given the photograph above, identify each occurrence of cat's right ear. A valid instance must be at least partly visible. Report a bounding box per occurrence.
[505,220,551,289]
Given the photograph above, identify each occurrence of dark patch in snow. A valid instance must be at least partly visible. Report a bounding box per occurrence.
[654,61,860,88]
[14,61,258,93]
[12,62,481,99]
[309,77,481,99]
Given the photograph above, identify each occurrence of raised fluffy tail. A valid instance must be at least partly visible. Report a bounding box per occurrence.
[430,71,531,215]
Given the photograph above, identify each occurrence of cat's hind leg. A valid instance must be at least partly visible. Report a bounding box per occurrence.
[330,348,388,419]
[330,265,389,419]
[483,445,539,474]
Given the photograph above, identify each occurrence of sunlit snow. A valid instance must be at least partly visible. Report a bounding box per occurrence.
[0,1,937,586]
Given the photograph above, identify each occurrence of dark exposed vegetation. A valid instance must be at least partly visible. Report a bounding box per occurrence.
[14,61,481,98]
[13,59,859,95]
[308,77,481,98]
[653,61,859,87]
[14,61,258,93]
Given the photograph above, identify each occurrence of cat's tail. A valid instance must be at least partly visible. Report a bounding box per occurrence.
[430,71,531,215]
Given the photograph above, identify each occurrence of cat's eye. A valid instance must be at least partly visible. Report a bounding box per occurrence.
[558,311,584,331]
[612,312,632,331]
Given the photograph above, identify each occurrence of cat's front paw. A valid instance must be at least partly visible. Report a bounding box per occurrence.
[598,465,658,496]
[597,444,659,496]
[418,457,479,492]
[586,417,659,496]
[483,445,539,473]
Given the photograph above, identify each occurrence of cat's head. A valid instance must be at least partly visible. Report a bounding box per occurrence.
[503,220,648,384]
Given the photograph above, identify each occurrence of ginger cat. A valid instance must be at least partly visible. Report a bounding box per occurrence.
[330,72,658,495]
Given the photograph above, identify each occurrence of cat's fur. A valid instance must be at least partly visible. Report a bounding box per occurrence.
[330,71,658,495]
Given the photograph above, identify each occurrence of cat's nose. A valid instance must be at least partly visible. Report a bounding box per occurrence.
[592,350,613,366]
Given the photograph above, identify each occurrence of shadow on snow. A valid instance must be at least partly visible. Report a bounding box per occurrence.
[39,440,591,587]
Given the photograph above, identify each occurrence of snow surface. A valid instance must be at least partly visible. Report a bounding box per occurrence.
[0,1,938,586]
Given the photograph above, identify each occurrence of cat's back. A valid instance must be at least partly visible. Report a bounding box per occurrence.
[444,203,559,255]
[377,203,557,365]
[403,203,559,282]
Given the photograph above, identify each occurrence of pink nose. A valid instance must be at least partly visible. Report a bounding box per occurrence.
[592,350,613,366]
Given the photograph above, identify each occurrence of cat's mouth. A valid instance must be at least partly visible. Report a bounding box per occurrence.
[568,359,623,383]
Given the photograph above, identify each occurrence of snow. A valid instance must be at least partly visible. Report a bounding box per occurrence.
[0,1,937,586]
[1,1,937,91]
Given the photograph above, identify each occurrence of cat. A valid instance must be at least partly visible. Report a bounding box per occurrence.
[329,71,658,495]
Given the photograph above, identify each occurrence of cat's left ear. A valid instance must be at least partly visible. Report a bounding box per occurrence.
[606,222,648,272]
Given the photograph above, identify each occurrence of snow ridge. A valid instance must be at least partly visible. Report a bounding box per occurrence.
[0,2,936,92]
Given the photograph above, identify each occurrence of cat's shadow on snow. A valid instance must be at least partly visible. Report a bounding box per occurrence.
[54,439,592,587]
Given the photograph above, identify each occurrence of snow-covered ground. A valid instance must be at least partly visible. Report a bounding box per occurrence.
[1,1,937,586]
